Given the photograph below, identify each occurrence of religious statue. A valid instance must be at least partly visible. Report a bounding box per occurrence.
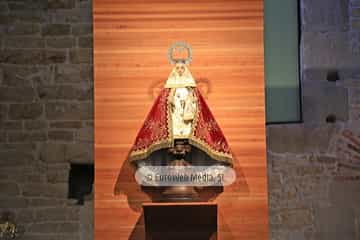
[128,42,233,200]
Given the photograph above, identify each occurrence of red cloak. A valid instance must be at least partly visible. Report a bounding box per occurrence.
[128,88,233,165]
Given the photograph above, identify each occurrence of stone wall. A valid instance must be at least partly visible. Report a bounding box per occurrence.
[267,0,360,239]
[0,0,93,239]
[0,0,359,240]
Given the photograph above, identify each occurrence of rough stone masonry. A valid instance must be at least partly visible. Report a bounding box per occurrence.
[0,0,93,239]
[0,0,359,240]
[267,0,360,239]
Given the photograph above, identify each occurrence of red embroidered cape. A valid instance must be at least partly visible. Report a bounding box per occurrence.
[128,88,233,165]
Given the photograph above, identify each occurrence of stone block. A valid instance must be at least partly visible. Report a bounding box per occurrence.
[289,177,329,202]
[71,23,92,36]
[288,231,306,240]
[0,87,35,102]
[75,127,93,142]
[15,209,36,224]
[9,103,43,120]
[0,130,6,142]
[329,180,360,207]
[38,85,92,101]
[332,125,360,167]
[46,102,93,120]
[22,183,68,198]
[342,77,360,88]
[317,155,337,164]
[6,23,40,35]
[0,104,8,120]
[349,88,360,106]
[0,14,12,25]
[52,9,92,23]
[352,8,360,17]
[77,0,92,9]
[44,50,67,64]
[0,151,33,166]
[339,69,360,80]
[350,106,360,120]
[50,121,82,129]
[268,231,288,240]
[0,121,22,130]
[55,64,92,83]
[0,49,42,64]
[80,200,93,240]
[46,37,75,48]
[85,121,93,127]
[39,143,66,163]
[0,49,66,64]
[302,82,348,123]
[356,208,360,240]
[24,120,47,130]
[58,222,79,233]
[1,65,42,86]
[267,124,336,154]
[301,31,360,69]
[0,2,8,12]
[29,198,69,207]
[302,68,328,82]
[35,207,79,222]
[294,165,325,177]
[27,223,59,233]
[352,19,360,29]
[268,173,282,190]
[0,143,35,151]
[47,0,75,9]
[42,24,71,36]
[0,132,5,142]
[0,68,3,84]
[7,11,49,23]
[47,169,69,183]
[0,171,9,181]
[352,0,360,6]
[48,130,74,141]
[4,37,45,48]
[301,0,349,31]
[0,197,28,208]
[7,131,47,142]
[78,36,93,48]
[0,182,20,196]
[350,31,360,54]
[8,0,47,10]
[21,234,79,240]
[303,67,360,82]
[65,143,93,163]
[314,206,356,240]
[336,164,360,178]
[10,170,46,183]
[70,48,92,63]
[278,208,312,229]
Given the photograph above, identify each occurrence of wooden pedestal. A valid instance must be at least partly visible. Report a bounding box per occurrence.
[143,202,217,240]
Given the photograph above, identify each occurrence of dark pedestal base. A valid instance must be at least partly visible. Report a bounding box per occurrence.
[143,202,217,240]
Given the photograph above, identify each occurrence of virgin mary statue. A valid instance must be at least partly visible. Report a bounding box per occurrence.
[128,42,233,168]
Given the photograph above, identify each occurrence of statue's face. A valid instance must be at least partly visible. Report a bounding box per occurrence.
[175,64,186,77]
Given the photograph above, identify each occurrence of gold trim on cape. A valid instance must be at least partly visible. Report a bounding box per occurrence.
[129,87,233,166]
[129,88,175,162]
[189,92,233,165]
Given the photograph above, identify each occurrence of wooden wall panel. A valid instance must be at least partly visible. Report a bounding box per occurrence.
[94,0,268,239]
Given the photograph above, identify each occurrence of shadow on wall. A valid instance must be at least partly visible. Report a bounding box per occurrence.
[113,149,249,239]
